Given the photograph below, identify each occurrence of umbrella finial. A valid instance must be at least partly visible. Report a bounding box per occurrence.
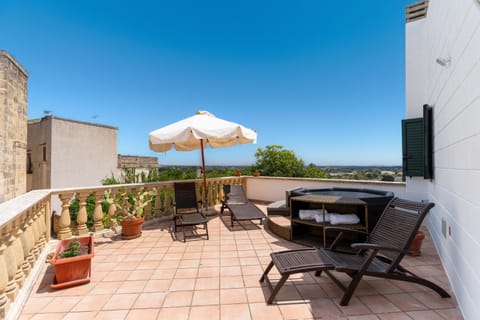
[196,110,214,117]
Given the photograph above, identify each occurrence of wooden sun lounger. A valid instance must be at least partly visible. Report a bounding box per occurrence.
[221,185,265,227]
[260,198,451,306]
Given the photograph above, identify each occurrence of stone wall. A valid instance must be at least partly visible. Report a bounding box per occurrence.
[0,51,28,203]
[118,154,158,168]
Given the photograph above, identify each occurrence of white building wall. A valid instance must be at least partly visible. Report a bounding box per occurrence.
[405,1,480,318]
[50,117,118,188]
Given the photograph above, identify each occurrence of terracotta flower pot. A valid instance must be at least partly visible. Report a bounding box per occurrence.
[50,236,94,289]
[121,217,144,240]
[408,230,425,256]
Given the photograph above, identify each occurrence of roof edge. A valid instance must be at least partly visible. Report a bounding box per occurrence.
[0,50,29,77]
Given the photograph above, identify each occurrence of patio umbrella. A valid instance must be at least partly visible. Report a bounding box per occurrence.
[148,110,257,208]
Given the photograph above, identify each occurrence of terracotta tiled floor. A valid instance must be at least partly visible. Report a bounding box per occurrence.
[18,206,463,320]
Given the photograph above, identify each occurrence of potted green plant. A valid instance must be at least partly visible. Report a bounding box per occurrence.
[109,187,157,240]
[50,236,94,289]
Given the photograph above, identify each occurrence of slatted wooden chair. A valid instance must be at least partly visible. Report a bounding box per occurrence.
[173,182,209,242]
[221,184,265,227]
[260,197,451,305]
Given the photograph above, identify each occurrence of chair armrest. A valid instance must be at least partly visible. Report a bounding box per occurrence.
[325,227,369,250]
[324,227,368,236]
[350,243,407,254]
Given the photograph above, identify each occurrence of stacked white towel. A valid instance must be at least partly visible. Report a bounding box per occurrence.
[299,209,325,221]
[314,212,330,223]
[328,213,360,225]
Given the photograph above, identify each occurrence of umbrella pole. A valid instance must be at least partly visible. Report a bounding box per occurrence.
[200,139,208,210]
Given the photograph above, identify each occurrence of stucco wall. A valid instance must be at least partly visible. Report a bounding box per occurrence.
[405,1,480,318]
[0,51,28,203]
[49,117,118,188]
[246,177,405,202]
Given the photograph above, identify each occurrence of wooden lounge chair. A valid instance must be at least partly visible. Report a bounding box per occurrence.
[221,184,266,227]
[260,197,451,305]
[173,182,209,242]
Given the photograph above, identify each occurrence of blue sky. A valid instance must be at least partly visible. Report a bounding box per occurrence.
[1,0,414,166]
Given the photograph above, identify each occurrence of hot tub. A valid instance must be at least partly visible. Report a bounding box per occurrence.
[290,187,394,232]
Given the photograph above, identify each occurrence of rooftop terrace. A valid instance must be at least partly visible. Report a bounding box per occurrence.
[10,202,461,319]
[0,177,463,319]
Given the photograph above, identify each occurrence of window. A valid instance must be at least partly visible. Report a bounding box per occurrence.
[27,151,32,174]
[42,144,47,161]
[402,105,434,179]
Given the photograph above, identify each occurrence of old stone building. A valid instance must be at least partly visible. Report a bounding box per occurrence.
[118,154,158,169]
[0,50,28,203]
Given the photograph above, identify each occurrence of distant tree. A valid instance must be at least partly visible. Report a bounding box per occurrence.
[158,167,196,180]
[352,171,365,180]
[254,145,305,177]
[304,163,327,178]
[381,174,395,182]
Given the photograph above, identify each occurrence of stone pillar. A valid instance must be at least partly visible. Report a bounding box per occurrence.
[0,226,10,318]
[3,225,19,301]
[76,193,89,235]
[163,185,172,215]
[11,219,26,289]
[107,193,118,229]
[20,211,35,276]
[93,191,104,232]
[57,193,73,240]
[154,187,161,217]
[0,50,28,203]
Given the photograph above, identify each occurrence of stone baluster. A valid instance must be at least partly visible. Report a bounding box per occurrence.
[154,187,161,217]
[11,219,26,289]
[20,210,35,277]
[0,226,11,318]
[213,183,220,206]
[25,209,38,265]
[93,191,105,232]
[163,185,171,215]
[3,225,19,301]
[207,181,213,207]
[37,199,48,246]
[107,190,118,229]
[144,187,152,220]
[219,181,225,203]
[57,193,73,240]
[30,204,41,258]
[76,193,89,235]
[43,197,52,243]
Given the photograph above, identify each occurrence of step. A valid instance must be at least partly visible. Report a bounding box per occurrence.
[267,216,291,240]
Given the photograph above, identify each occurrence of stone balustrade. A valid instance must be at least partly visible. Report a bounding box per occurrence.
[0,177,244,318]
[51,177,244,239]
[0,190,51,319]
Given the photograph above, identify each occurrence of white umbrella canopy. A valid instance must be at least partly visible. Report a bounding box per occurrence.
[149,110,257,152]
[149,110,257,208]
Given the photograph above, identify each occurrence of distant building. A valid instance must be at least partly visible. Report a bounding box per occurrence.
[0,50,28,203]
[118,154,158,169]
[27,116,118,190]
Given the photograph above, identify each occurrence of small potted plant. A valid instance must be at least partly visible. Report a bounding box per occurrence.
[109,187,157,240]
[50,236,94,289]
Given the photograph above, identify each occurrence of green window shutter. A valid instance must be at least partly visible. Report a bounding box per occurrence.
[402,117,424,178]
[402,104,434,179]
